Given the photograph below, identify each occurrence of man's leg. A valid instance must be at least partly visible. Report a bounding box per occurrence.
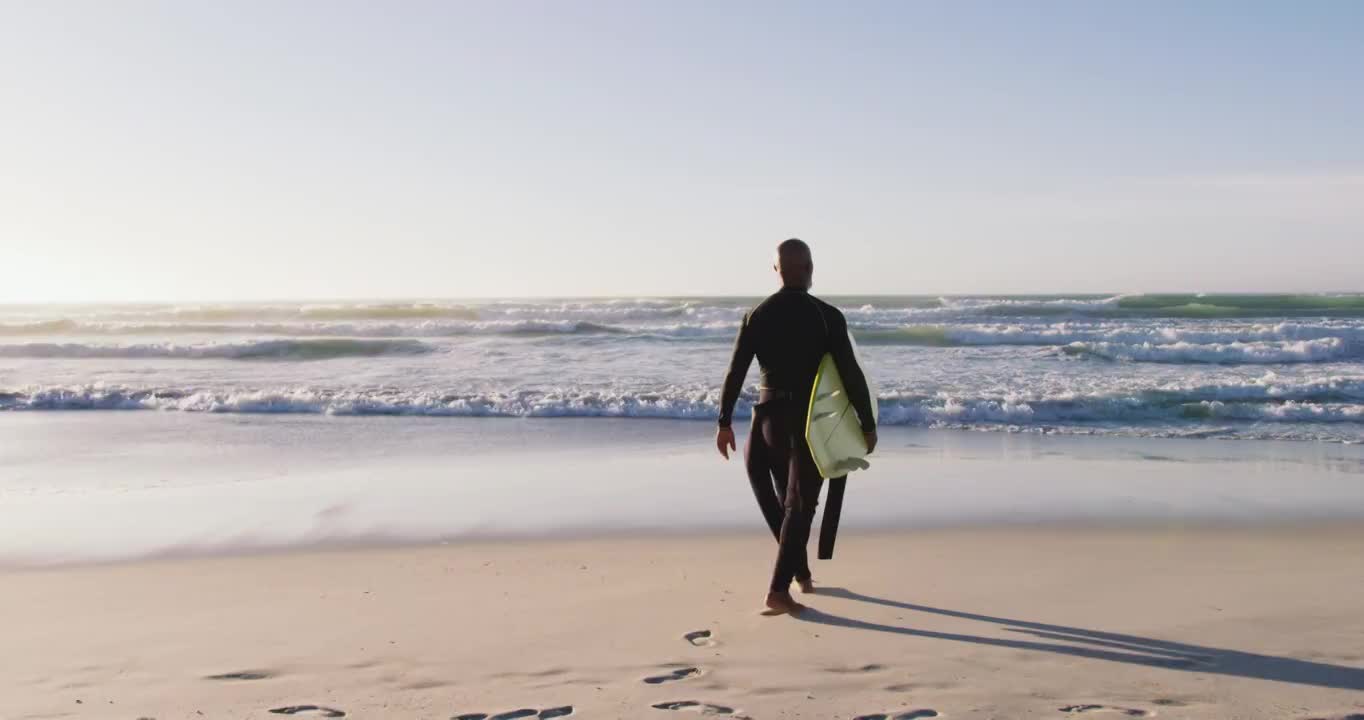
[753,402,806,614]
[767,450,817,593]
[744,409,784,541]
[769,444,823,597]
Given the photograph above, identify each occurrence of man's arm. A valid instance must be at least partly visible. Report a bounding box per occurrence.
[827,310,876,434]
[715,312,755,459]
[718,312,755,429]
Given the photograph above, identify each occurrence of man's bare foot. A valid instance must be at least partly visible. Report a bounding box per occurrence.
[797,577,815,594]
[763,591,807,616]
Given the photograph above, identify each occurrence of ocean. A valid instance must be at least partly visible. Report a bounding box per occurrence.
[2,293,1362,443]
[5,292,1364,563]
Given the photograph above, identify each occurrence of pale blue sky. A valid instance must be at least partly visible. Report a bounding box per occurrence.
[2,1,1360,302]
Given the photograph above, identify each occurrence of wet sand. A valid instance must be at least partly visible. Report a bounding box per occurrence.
[4,413,1363,566]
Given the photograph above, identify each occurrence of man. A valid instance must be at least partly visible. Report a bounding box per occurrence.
[715,239,877,615]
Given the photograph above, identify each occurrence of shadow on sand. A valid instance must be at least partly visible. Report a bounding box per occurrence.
[796,587,1364,692]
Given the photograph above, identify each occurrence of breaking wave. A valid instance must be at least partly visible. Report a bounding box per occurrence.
[1060,338,1353,364]
[3,296,1361,443]
[0,338,434,361]
[4,317,1362,364]
[3,375,1361,442]
[6,294,1363,330]
[0,319,717,339]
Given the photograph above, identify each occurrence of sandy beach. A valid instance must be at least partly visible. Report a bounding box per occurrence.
[4,525,1363,720]
[3,415,1364,717]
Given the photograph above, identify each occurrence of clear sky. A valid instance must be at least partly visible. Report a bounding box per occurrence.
[2,1,1361,302]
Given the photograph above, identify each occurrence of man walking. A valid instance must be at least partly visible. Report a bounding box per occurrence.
[715,239,877,614]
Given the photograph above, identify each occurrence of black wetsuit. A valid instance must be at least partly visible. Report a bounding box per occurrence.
[718,287,876,592]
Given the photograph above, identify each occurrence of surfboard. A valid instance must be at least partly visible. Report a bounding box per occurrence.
[804,334,878,479]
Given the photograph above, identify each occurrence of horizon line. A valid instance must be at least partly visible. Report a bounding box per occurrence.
[3,290,1364,307]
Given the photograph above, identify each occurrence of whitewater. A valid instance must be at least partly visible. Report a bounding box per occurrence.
[2,294,1363,443]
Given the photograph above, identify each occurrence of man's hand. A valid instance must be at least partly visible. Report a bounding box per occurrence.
[863,429,878,455]
[716,426,737,459]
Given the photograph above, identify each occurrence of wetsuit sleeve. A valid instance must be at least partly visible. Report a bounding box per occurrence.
[828,310,876,432]
[718,312,755,428]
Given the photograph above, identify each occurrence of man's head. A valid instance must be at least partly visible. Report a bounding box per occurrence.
[774,238,813,290]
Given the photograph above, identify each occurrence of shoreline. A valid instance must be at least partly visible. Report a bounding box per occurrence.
[3,413,1363,568]
[2,406,1362,445]
[10,519,1364,575]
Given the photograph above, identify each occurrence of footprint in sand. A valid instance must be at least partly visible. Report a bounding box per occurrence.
[269,706,346,718]
[854,710,939,720]
[652,700,750,718]
[684,630,716,647]
[644,667,702,684]
[452,707,574,720]
[207,670,272,681]
[1060,705,1150,717]
[827,663,887,674]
